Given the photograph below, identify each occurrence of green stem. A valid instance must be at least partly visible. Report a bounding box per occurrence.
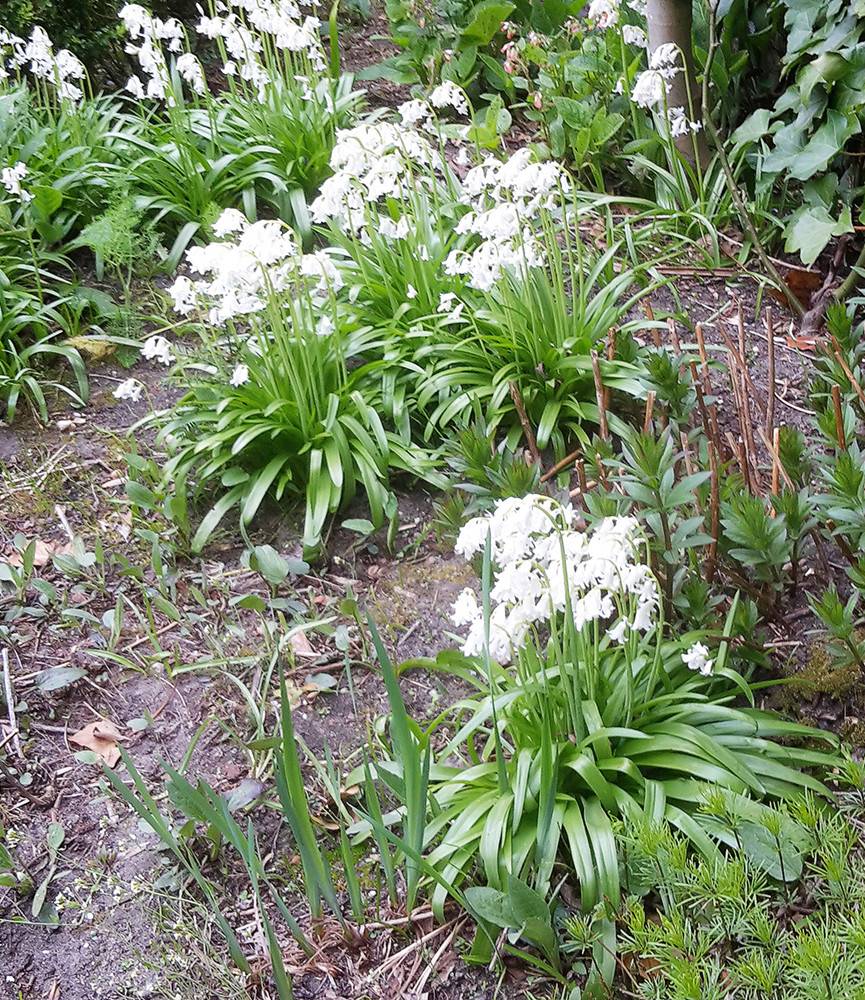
[833,239,865,303]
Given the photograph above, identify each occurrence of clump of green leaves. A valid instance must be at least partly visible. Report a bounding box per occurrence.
[615,795,865,999]
[808,585,865,676]
[721,494,791,609]
[732,3,865,266]
[75,196,159,287]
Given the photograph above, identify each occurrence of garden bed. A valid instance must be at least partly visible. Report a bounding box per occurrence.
[2,2,865,999]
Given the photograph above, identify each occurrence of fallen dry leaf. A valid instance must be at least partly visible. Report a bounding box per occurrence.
[786,334,818,351]
[70,718,125,767]
[66,336,115,361]
[7,538,73,568]
[289,630,315,656]
[769,268,823,310]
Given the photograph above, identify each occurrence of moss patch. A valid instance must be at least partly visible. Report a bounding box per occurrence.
[781,644,862,708]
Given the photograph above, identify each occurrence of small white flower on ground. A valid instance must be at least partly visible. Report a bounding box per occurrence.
[650,43,681,71]
[398,99,430,127]
[176,52,206,94]
[587,0,619,28]
[607,619,628,644]
[379,215,410,240]
[168,275,197,315]
[141,335,174,365]
[682,641,713,676]
[437,292,464,322]
[406,283,417,299]
[114,378,144,402]
[119,4,152,39]
[230,363,249,387]
[454,516,489,559]
[316,315,334,337]
[429,80,469,115]
[126,75,145,98]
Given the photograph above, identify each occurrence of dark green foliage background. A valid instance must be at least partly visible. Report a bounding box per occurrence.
[2,0,200,80]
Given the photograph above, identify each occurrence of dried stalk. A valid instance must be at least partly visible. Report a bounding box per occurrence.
[590,351,609,440]
[680,432,703,514]
[572,460,589,509]
[643,391,656,433]
[2,649,22,759]
[719,324,767,416]
[694,324,723,451]
[604,328,617,412]
[509,382,541,464]
[771,427,780,496]
[830,334,865,415]
[541,449,580,484]
[726,362,754,492]
[706,440,720,584]
[726,431,750,489]
[831,384,846,449]
[765,308,776,435]
[700,3,805,319]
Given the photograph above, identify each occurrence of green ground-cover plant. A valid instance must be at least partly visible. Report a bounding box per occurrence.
[356,499,839,991]
[366,0,580,90]
[0,58,130,418]
[416,230,653,455]
[0,85,127,243]
[370,0,864,275]
[107,3,361,262]
[496,14,644,187]
[314,126,663,460]
[161,320,439,558]
[118,75,359,265]
[152,113,688,554]
[615,793,865,998]
[156,214,445,556]
[193,75,363,233]
[0,224,103,420]
[95,488,854,998]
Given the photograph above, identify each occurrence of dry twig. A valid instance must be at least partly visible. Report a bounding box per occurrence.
[590,351,609,440]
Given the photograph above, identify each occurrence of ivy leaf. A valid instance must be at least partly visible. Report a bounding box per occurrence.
[731,108,773,147]
[788,109,860,181]
[783,202,853,265]
[799,52,851,103]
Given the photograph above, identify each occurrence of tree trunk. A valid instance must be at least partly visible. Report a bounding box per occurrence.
[645,0,710,167]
